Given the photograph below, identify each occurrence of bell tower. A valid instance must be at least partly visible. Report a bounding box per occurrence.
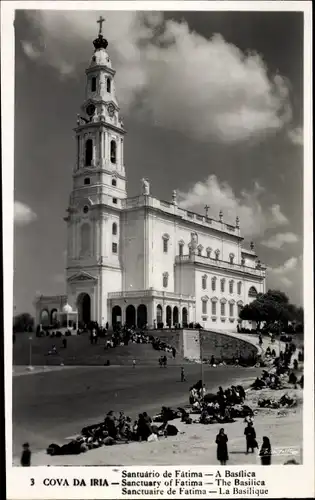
[65,17,126,326]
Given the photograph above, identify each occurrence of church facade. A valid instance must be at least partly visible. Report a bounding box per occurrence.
[35,22,266,332]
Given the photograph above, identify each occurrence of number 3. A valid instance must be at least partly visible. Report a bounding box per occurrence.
[30,478,35,486]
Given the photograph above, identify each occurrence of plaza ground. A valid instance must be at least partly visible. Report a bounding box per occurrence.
[13,363,261,460]
[12,332,303,465]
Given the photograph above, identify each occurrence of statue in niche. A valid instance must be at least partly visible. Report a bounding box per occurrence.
[141,178,150,195]
[190,232,198,254]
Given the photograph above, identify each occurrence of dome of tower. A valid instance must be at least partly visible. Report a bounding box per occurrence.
[62,303,73,314]
[89,47,112,68]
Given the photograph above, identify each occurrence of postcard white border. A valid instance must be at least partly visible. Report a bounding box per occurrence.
[2,1,314,499]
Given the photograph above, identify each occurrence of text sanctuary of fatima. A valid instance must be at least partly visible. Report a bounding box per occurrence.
[35,20,266,331]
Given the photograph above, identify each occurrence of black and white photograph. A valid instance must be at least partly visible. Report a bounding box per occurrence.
[2,1,314,497]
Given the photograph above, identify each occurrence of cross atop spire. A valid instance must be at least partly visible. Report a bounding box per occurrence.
[204,205,210,218]
[97,16,105,35]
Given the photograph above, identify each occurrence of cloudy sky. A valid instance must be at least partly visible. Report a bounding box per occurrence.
[13,8,304,313]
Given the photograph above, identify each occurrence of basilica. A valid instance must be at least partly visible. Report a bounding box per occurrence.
[35,20,266,332]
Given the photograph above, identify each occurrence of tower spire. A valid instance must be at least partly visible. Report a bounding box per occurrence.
[93,15,108,51]
[97,15,105,35]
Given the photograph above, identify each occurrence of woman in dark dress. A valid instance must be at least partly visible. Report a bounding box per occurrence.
[215,428,228,465]
[259,436,272,465]
[244,422,257,453]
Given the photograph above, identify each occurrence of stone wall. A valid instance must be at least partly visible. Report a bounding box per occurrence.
[152,329,257,363]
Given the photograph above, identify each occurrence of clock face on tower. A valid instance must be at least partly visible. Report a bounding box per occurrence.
[107,103,115,117]
[86,104,96,117]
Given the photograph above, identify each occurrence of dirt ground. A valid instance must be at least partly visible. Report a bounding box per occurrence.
[13,376,303,466]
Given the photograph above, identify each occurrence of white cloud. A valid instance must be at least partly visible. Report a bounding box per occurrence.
[271,257,298,274]
[14,201,37,226]
[270,204,289,226]
[21,11,292,143]
[177,174,288,237]
[261,232,299,250]
[288,126,303,146]
[267,256,300,290]
[21,40,41,60]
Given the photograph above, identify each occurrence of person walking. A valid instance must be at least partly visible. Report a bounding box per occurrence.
[244,421,258,453]
[259,436,272,465]
[180,367,186,382]
[132,359,136,369]
[20,443,31,467]
[215,428,228,465]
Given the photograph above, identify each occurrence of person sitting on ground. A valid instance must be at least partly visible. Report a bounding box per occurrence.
[104,411,118,439]
[259,436,272,465]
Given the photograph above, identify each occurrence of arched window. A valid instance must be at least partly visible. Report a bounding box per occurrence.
[107,78,111,93]
[229,280,234,294]
[112,178,117,186]
[84,177,90,185]
[202,275,207,290]
[202,299,207,315]
[178,241,184,256]
[206,247,212,258]
[220,278,225,293]
[91,76,96,92]
[211,300,217,316]
[163,272,169,288]
[85,139,93,166]
[229,302,234,317]
[197,245,203,256]
[211,277,216,291]
[229,253,235,264]
[248,286,258,298]
[112,223,117,235]
[215,249,220,260]
[80,223,91,256]
[237,281,242,295]
[220,300,226,317]
[110,140,117,164]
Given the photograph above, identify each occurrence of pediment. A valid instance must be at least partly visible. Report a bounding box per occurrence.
[68,271,97,283]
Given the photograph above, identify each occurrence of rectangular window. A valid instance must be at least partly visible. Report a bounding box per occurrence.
[202,300,207,315]
[221,280,225,293]
[237,304,242,317]
[229,303,234,317]
[91,77,96,92]
[211,279,216,291]
[112,242,118,254]
[221,302,225,316]
[211,301,216,316]
[229,281,234,294]
[113,197,118,204]
[179,244,183,256]
[163,239,168,253]
[237,282,242,294]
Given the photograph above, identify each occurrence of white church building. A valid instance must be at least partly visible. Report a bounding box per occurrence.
[35,20,266,332]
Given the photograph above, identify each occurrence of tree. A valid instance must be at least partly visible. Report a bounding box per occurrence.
[239,289,303,332]
[13,312,34,332]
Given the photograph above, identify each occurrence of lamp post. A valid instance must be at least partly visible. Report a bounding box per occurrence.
[28,336,34,370]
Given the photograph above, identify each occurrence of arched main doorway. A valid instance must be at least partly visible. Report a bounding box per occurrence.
[50,309,58,325]
[125,305,136,327]
[156,304,163,324]
[166,305,172,328]
[77,293,91,325]
[40,309,49,327]
[182,307,188,327]
[173,306,179,326]
[137,304,147,328]
[112,305,122,328]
